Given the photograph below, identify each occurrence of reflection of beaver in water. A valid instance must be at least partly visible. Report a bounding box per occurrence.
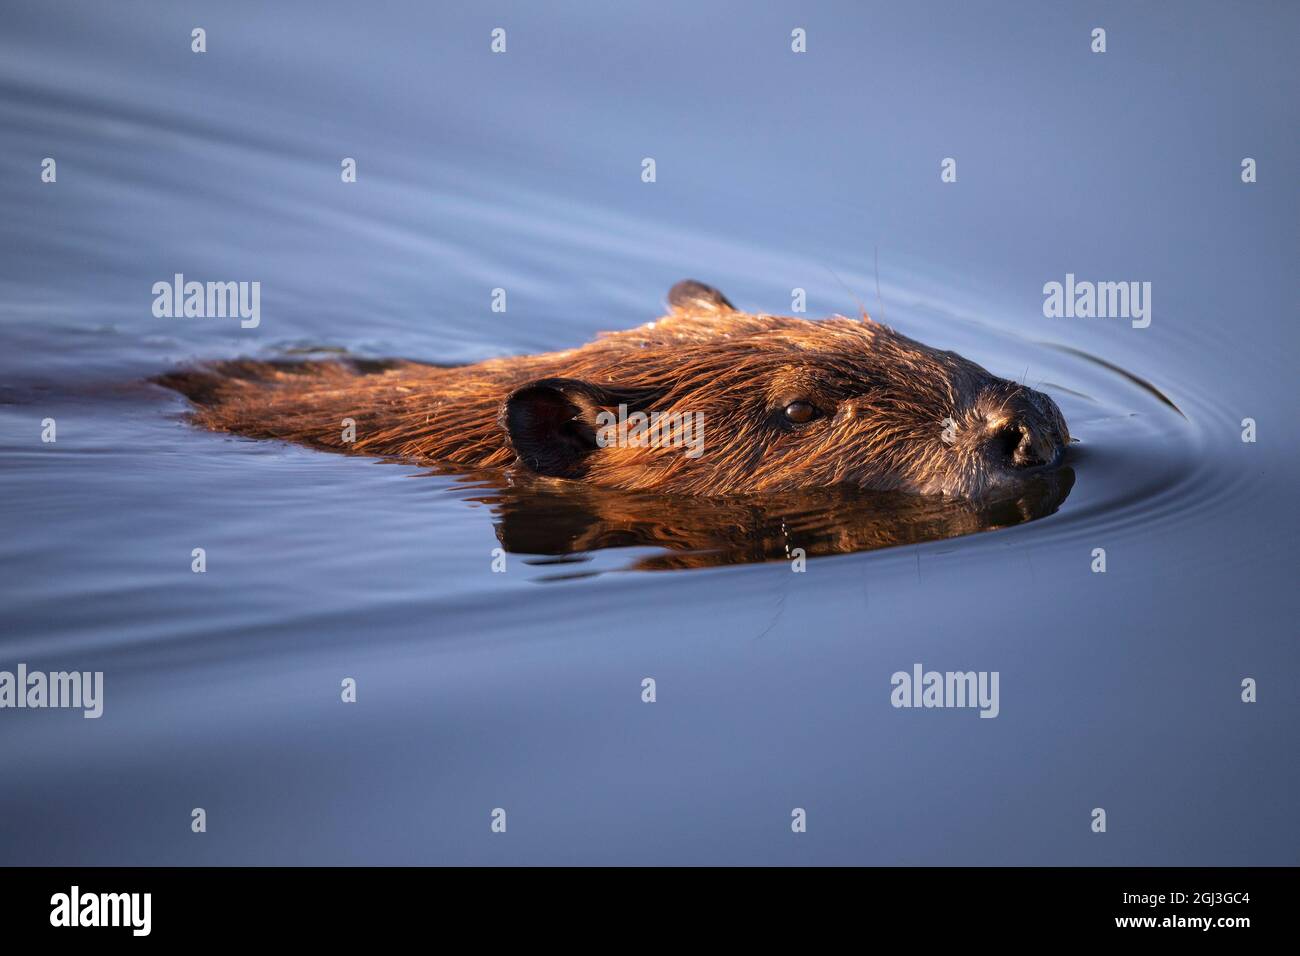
[157,280,1070,500]
[474,469,1075,572]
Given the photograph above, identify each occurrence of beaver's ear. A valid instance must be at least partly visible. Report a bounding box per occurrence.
[668,279,735,314]
[499,378,619,478]
[501,379,665,478]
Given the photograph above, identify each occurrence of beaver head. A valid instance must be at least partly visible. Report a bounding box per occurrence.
[499,280,1070,500]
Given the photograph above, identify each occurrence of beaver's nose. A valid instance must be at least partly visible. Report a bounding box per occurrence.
[994,420,1063,470]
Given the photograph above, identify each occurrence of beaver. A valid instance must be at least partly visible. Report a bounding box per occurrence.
[156,280,1070,500]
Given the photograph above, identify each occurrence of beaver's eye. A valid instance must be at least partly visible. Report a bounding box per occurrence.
[784,401,817,424]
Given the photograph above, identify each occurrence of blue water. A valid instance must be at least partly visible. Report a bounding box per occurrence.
[1,1,1296,864]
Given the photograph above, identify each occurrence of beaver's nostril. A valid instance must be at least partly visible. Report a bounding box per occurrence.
[1000,421,1062,470]
[995,424,1024,460]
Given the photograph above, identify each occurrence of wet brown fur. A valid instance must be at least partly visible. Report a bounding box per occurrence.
[155,281,1070,500]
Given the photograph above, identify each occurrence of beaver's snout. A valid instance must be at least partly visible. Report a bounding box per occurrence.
[985,391,1070,480]
[994,419,1064,471]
